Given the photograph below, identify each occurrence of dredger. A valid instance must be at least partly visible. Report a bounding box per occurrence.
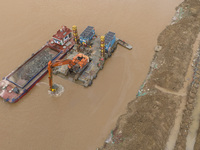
[0,25,132,103]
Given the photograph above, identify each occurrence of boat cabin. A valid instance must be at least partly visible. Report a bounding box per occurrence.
[52,26,72,46]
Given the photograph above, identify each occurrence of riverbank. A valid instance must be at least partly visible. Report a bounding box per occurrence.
[0,1,184,150]
[100,0,200,149]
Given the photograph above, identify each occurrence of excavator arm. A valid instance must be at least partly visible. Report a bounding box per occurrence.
[48,59,76,91]
[48,53,89,92]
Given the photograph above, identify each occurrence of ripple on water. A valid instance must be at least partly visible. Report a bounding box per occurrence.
[48,84,64,97]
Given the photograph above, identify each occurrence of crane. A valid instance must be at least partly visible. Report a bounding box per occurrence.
[48,59,76,92]
[48,53,90,92]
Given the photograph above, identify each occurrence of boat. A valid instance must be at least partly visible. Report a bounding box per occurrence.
[50,26,132,88]
[0,26,75,103]
[0,25,132,103]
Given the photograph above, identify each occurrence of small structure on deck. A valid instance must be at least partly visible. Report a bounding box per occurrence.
[48,26,75,53]
[79,26,95,46]
[49,25,132,89]
[0,25,132,102]
[105,31,116,52]
[52,26,72,45]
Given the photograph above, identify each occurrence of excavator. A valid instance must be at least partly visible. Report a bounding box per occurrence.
[48,53,90,92]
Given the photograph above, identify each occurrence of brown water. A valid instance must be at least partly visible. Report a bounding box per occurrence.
[0,0,182,149]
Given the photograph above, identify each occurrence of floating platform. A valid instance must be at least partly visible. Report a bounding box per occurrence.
[117,38,132,50]
[0,25,132,103]
[53,35,132,87]
[0,44,74,103]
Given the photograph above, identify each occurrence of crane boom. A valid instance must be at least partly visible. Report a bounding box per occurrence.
[48,53,89,92]
[48,59,76,91]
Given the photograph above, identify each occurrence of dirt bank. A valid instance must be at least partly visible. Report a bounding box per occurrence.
[100,0,200,149]
[0,0,183,150]
[194,118,200,149]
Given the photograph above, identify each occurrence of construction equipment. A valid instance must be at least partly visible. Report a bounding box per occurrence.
[0,25,133,103]
[105,31,116,52]
[79,26,95,46]
[48,53,89,92]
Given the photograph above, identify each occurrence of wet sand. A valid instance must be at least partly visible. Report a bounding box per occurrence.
[0,0,182,149]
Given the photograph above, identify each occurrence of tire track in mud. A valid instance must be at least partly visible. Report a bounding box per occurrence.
[155,85,186,96]
[174,42,200,150]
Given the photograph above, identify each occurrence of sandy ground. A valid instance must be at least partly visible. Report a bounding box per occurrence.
[0,0,182,150]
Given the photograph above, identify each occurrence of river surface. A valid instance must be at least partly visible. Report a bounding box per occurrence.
[0,0,182,149]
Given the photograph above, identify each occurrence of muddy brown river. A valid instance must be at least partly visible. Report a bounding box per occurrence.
[0,0,182,149]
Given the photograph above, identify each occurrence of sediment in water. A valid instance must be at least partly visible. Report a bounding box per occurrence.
[48,84,64,97]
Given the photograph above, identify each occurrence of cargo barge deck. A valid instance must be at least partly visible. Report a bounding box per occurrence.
[0,25,131,103]
[0,26,74,103]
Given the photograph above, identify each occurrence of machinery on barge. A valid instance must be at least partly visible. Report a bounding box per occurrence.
[48,53,90,92]
[48,25,132,92]
[0,26,74,103]
[0,25,132,102]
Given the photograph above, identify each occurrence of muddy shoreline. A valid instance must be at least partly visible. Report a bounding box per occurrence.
[100,0,200,149]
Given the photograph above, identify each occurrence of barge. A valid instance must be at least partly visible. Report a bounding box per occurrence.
[0,26,74,103]
[0,25,132,102]
[49,26,132,90]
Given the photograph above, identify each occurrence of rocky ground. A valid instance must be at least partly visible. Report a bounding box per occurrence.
[99,0,200,149]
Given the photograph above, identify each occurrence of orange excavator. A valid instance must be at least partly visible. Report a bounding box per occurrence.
[48,53,89,92]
